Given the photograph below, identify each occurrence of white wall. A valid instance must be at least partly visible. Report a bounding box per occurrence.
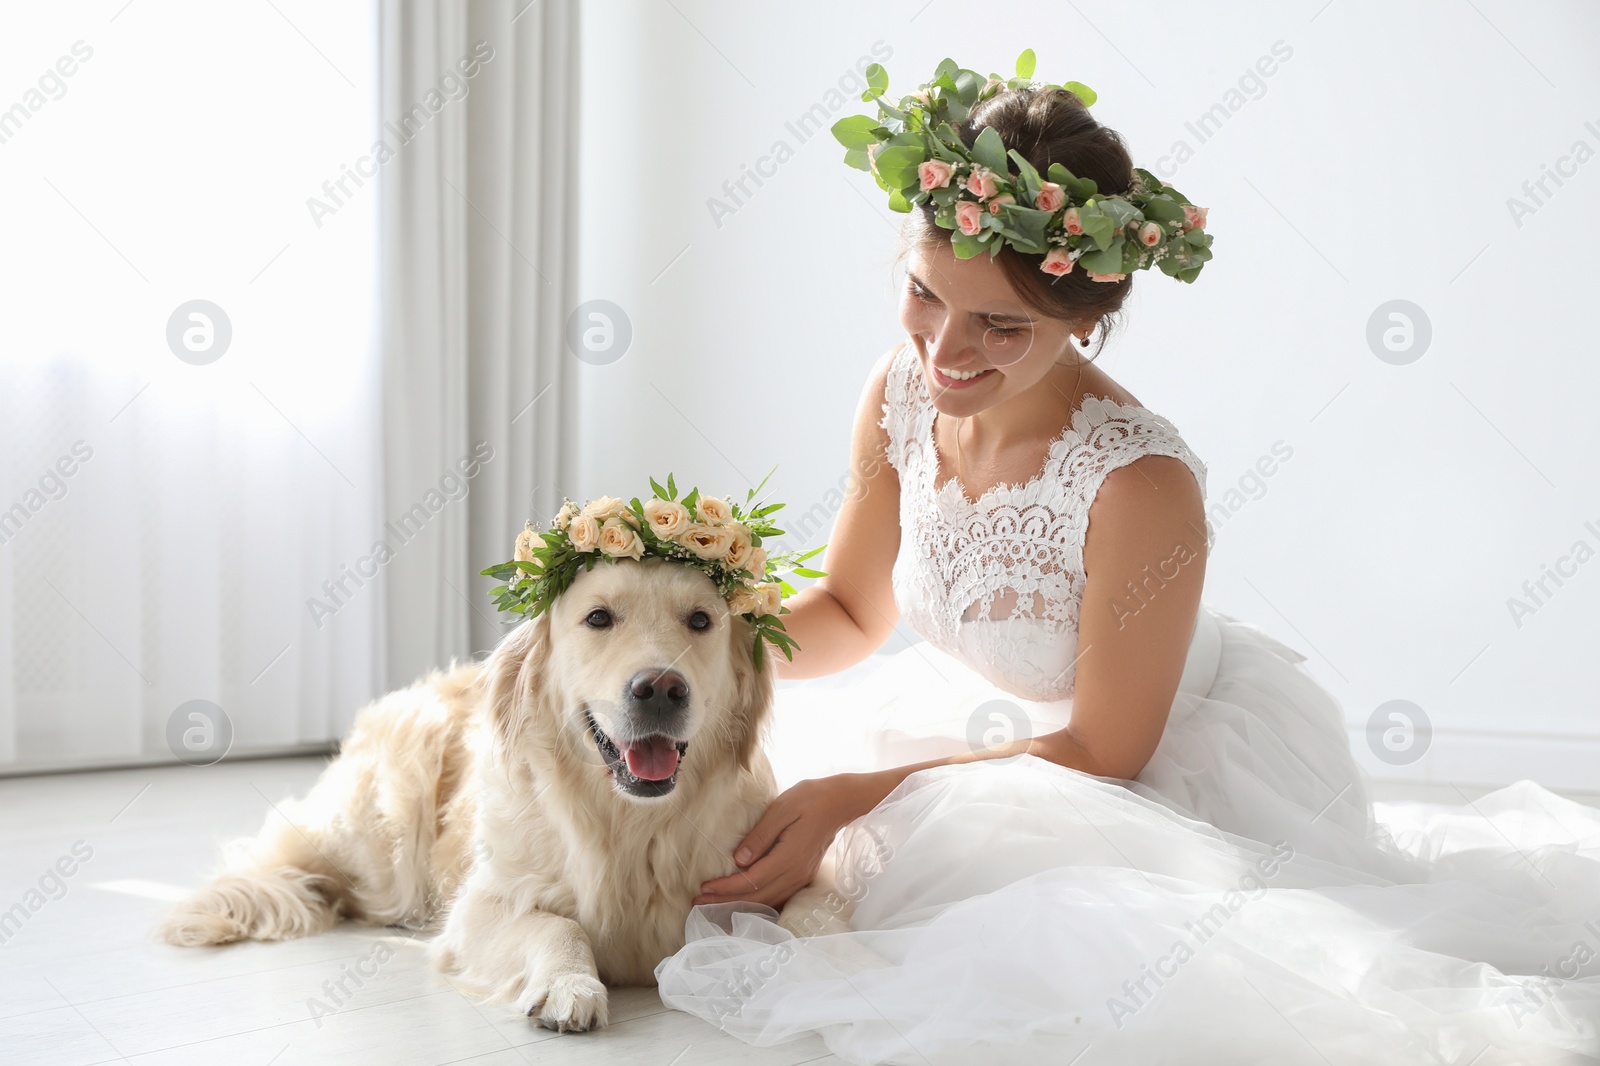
[574,0,1600,787]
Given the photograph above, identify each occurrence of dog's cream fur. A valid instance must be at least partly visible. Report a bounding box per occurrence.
[160,556,841,1031]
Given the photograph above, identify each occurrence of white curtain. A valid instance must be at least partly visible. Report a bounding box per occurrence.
[0,2,383,771]
[378,0,579,688]
[0,0,580,770]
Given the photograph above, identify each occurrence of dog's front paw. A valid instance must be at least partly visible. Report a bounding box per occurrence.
[519,971,608,1032]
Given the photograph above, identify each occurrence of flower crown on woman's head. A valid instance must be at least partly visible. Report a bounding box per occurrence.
[481,469,825,671]
[831,49,1214,283]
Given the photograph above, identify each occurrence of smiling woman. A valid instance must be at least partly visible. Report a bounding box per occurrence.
[652,50,1600,1065]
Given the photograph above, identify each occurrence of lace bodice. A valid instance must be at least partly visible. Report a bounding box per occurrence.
[878,342,1210,701]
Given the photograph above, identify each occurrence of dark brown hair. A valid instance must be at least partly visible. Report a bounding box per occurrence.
[911,86,1136,359]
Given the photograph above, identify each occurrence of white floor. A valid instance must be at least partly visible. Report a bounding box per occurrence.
[3,758,1597,1066]
[0,757,848,1066]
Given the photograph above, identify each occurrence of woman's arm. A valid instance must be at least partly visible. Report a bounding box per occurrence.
[696,453,1208,907]
[768,345,905,680]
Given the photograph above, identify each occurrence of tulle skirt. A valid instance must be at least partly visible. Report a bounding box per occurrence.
[654,605,1600,1064]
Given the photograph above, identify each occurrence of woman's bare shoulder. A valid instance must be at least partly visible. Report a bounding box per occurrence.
[1070,360,1143,411]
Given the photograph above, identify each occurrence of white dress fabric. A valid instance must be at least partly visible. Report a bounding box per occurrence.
[655,343,1600,1065]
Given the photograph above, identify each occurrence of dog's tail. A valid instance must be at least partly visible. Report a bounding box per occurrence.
[159,808,352,947]
[159,866,340,946]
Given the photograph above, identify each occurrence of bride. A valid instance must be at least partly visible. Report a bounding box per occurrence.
[654,54,1600,1064]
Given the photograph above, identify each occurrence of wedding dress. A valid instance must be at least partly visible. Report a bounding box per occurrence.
[655,342,1600,1065]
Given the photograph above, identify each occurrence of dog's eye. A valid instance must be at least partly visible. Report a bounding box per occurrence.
[584,608,612,629]
[687,610,712,631]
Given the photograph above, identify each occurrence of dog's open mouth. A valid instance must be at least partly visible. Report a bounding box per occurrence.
[586,710,689,798]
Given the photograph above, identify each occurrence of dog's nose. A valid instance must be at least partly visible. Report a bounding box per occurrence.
[627,668,689,708]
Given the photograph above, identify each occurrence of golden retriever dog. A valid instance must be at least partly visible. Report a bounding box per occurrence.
[160,555,839,1031]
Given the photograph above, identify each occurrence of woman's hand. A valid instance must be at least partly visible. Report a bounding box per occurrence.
[693,772,884,909]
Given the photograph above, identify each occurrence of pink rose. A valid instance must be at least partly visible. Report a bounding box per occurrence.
[1062,207,1084,235]
[954,200,984,236]
[1088,272,1127,283]
[1040,248,1074,276]
[987,194,1016,216]
[965,167,999,200]
[1138,221,1163,247]
[1182,204,1208,230]
[918,159,954,191]
[1034,182,1065,213]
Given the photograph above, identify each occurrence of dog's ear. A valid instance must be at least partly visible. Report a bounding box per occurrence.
[728,618,776,773]
[481,614,551,755]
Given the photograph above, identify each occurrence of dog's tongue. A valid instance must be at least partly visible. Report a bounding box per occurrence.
[622,736,680,781]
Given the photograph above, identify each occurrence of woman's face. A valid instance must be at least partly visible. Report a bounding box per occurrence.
[898,237,1085,418]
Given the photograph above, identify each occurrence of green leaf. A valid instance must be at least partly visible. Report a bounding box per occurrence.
[792,567,827,579]
[873,145,926,187]
[842,146,871,172]
[1098,197,1142,229]
[862,62,888,101]
[751,465,777,501]
[950,228,987,259]
[991,203,1053,254]
[795,543,827,562]
[1076,207,1117,250]
[887,187,912,212]
[648,476,668,499]
[831,114,879,150]
[1134,168,1167,194]
[952,69,983,107]
[1120,238,1144,272]
[1007,149,1043,202]
[1015,48,1036,79]
[971,125,1008,173]
[682,487,700,513]
[666,473,677,498]
[1076,237,1125,274]
[1061,80,1096,107]
[1141,195,1186,223]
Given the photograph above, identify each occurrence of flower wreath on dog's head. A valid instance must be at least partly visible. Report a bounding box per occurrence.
[482,470,825,671]
[831,48,1214,283]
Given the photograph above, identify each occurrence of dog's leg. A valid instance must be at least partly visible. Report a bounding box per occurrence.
[432,881,608,1032]
[777,848,854,938]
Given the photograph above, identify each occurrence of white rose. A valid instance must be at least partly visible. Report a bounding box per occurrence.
[513,522,540,562]
[582,495,629,523]
[726,585,762,616]
[567,513,601,552]
[723,523,754,572]
[554,501,579,530]
[598,516,644,560]
[754,582,783,618]
[695,495,732,525]
[643,497,691,539]
[745,545,768,578]
[679,522,733,561]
